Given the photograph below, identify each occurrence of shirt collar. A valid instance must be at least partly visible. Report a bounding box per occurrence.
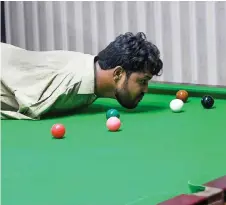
[77,55,97,95]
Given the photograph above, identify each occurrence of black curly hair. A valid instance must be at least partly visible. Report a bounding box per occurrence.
[97,32,163,77]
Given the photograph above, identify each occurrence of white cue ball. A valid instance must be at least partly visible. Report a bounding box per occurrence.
[170,99,184,112]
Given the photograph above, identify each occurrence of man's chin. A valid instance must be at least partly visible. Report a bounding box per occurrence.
[119,101,138,109]
[115,95,138,109]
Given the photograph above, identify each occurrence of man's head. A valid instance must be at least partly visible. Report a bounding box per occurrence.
[97,32,163,109]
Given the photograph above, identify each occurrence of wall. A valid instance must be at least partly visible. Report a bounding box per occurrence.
[3,1,226,86]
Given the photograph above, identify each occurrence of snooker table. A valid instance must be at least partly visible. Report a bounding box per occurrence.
[1,82,226,205]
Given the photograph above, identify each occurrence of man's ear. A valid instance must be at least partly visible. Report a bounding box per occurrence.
[113,66,124,82]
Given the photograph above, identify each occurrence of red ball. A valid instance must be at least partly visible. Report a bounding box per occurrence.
[51,124,65,139]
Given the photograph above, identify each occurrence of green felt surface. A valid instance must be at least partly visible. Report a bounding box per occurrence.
[1,83,226,205]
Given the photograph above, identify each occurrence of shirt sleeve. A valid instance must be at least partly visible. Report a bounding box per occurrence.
[1,43,85,120]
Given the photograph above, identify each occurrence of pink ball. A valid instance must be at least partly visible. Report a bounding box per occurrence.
[106,117,121,132]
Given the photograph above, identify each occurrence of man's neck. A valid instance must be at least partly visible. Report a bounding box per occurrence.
[94,61,115,99]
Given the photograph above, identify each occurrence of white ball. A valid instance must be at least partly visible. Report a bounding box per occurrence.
[170,99,184,112]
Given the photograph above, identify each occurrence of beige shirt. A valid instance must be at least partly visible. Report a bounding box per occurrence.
[0,43,97,120]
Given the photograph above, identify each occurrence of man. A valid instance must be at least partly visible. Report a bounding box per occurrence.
[1,32,163,120]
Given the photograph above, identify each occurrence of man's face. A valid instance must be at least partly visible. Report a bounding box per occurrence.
[114,69,152,109]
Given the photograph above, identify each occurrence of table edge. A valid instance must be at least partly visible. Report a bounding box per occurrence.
[157,175,226,205]
[148,82,226,99]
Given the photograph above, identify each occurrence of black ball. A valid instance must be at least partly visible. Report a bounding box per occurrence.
[201,95,214,109]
